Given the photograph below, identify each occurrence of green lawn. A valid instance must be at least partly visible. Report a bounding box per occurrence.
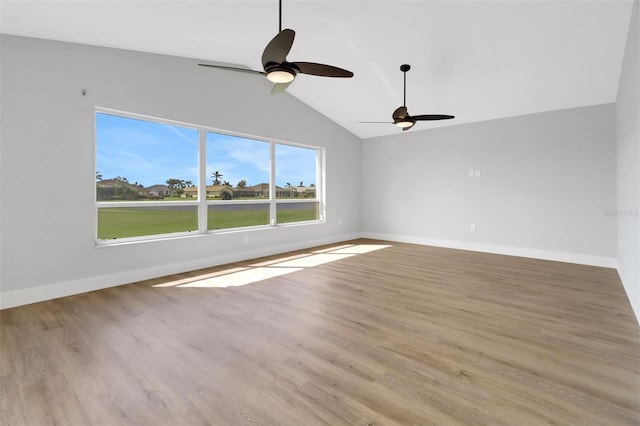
[208,210,270,230]
[98,207,318,239]
[98,208,198,239]
[276,208,318,224]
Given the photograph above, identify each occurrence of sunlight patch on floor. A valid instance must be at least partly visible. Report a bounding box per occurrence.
[327,244,392,255]
[312,244,356,254]
[249,253,311,267]
[151,267,249,287]
[152,243,391,289]
[270,253,356,268]
[178,267,303,288]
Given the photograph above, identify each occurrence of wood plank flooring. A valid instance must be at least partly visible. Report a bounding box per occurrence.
[1,239,639,425]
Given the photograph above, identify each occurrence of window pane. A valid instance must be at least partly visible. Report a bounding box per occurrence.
[208,204,270,230]
[275,144,317,199]
[95,113,198,201]
[276,202,319,224]
[98,206,198,239]
[206,132,270,201]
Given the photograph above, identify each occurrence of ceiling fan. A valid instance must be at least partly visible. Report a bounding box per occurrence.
[361,64,454,131]
[198,0,354,95]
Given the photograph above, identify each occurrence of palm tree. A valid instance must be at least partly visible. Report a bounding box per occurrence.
[165,179,174,195]
[299,181,304,187]
[237,179,247,188]
[166,178,182,196]
[185,180,194,187]
[211,171,223,185]
[285,182,294,198]
[96,171,103,181]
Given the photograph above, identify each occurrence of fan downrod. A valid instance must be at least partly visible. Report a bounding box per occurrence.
[400,64,410,107]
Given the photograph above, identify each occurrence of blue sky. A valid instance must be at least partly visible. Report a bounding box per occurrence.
[96,113,317,188]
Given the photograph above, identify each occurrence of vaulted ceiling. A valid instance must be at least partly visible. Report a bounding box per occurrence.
[0,0,633,139]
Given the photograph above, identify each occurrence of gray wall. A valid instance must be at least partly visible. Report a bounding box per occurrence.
[0,35,361,307]
[616,1,640,321]
[361,104,617,265]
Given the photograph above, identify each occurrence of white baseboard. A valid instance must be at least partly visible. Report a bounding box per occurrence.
[0,232,361,310]
[360,232,618,268]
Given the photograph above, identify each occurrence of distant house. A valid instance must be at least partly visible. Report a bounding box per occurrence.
[180,183,315,199]
[141,184,171,197]
[226,183,270,198]
[237,183,295,198]
[183,187,197,198]
[248,183,271,198]
[183,185,232,198]
[294,186,316,198]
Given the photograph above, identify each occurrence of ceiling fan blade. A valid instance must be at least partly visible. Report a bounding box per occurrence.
[412,114,455,121]
[262,29,295,67]
[392,106,408,120]
[292,62,353,78]
[271,81,293,95]
[198,64,265,76]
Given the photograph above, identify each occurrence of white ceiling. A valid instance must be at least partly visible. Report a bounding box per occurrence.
[0,0,633,139]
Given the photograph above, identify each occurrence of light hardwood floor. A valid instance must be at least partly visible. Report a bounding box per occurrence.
[1,239,639,425]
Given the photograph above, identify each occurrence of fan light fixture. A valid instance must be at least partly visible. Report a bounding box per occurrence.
[395,120,414,128]
[267,69,295,83]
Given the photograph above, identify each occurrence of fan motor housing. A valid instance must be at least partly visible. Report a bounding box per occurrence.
[265,64,297,83]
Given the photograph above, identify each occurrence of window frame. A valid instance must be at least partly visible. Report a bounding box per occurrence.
[95,108,325,245]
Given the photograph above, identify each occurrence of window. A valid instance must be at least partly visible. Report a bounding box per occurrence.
[275,144,320,223]
[95,113,199,240]
[206,132,271,230]
[95,110,323,243]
